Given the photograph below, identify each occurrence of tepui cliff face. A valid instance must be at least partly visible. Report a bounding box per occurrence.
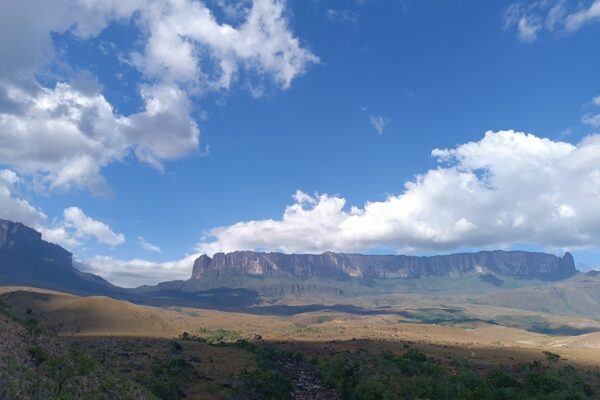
[0,219,72,268]
[192,250,576,281]
[0,219,115,294]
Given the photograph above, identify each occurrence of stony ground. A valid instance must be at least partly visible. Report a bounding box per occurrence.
[272,353,339,400]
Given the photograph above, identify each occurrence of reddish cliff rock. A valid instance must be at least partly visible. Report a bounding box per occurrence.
[192,250,576,281]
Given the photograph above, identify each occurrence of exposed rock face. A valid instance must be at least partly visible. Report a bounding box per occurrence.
[0,219,113,294]
[0,220,72,267]
[192,250,576,281]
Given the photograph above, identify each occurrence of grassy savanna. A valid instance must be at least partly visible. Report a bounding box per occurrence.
[2,287,600,399]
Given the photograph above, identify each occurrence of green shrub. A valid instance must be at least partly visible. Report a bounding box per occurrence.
[231,369,293,400]
[318,349,597,400]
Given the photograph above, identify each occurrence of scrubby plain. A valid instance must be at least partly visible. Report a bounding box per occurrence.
[2,286,600,399]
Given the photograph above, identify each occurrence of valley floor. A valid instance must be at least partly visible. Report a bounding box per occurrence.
[2,286,600,399]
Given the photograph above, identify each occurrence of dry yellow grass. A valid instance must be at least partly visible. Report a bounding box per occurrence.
[0,288,176,337]
[3,286,600,369]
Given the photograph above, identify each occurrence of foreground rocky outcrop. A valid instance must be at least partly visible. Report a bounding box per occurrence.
[192,250,576,281]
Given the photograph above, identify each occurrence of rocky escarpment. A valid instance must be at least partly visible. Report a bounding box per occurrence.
[192,250,576,281]
[0,219,113,294]
[0,219,72,267]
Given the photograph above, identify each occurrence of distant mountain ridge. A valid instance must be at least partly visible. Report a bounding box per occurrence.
[0,219,114,294]
[192,250,576,281]
[0,219,71,267]
[1,219,590,317]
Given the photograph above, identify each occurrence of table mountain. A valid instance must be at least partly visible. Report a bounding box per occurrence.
[0,219,582,313]
[192,250,576,281]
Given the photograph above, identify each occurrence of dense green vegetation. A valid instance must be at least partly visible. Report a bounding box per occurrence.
[230,342,296,400]
[318,348,597,400]
[190,328,243,343]
[316,315,335,323]
[136,352,196,399]
[399,307,477,325]
[398,308,600,335]
[230,368,293,400]
[489,315,600,335]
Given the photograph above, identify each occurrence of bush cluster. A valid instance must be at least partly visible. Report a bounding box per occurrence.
[319,349,596,400]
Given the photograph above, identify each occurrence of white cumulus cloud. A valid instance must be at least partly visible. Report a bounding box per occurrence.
[0,0,317,193]
[81,254,198,287]
[62,207,125,247]
[0,169,124,249]
[131,0,318,90]
[0,169,47,226]
[198,130,600,255]
[0,82,199,193]
[39,207,126,249]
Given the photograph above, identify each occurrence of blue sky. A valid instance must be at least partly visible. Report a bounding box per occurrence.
[1,0,600,286]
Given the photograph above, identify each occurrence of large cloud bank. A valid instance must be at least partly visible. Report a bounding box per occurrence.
[0,0,317,193]
[198,130,600,255]
[76,130,600,287]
